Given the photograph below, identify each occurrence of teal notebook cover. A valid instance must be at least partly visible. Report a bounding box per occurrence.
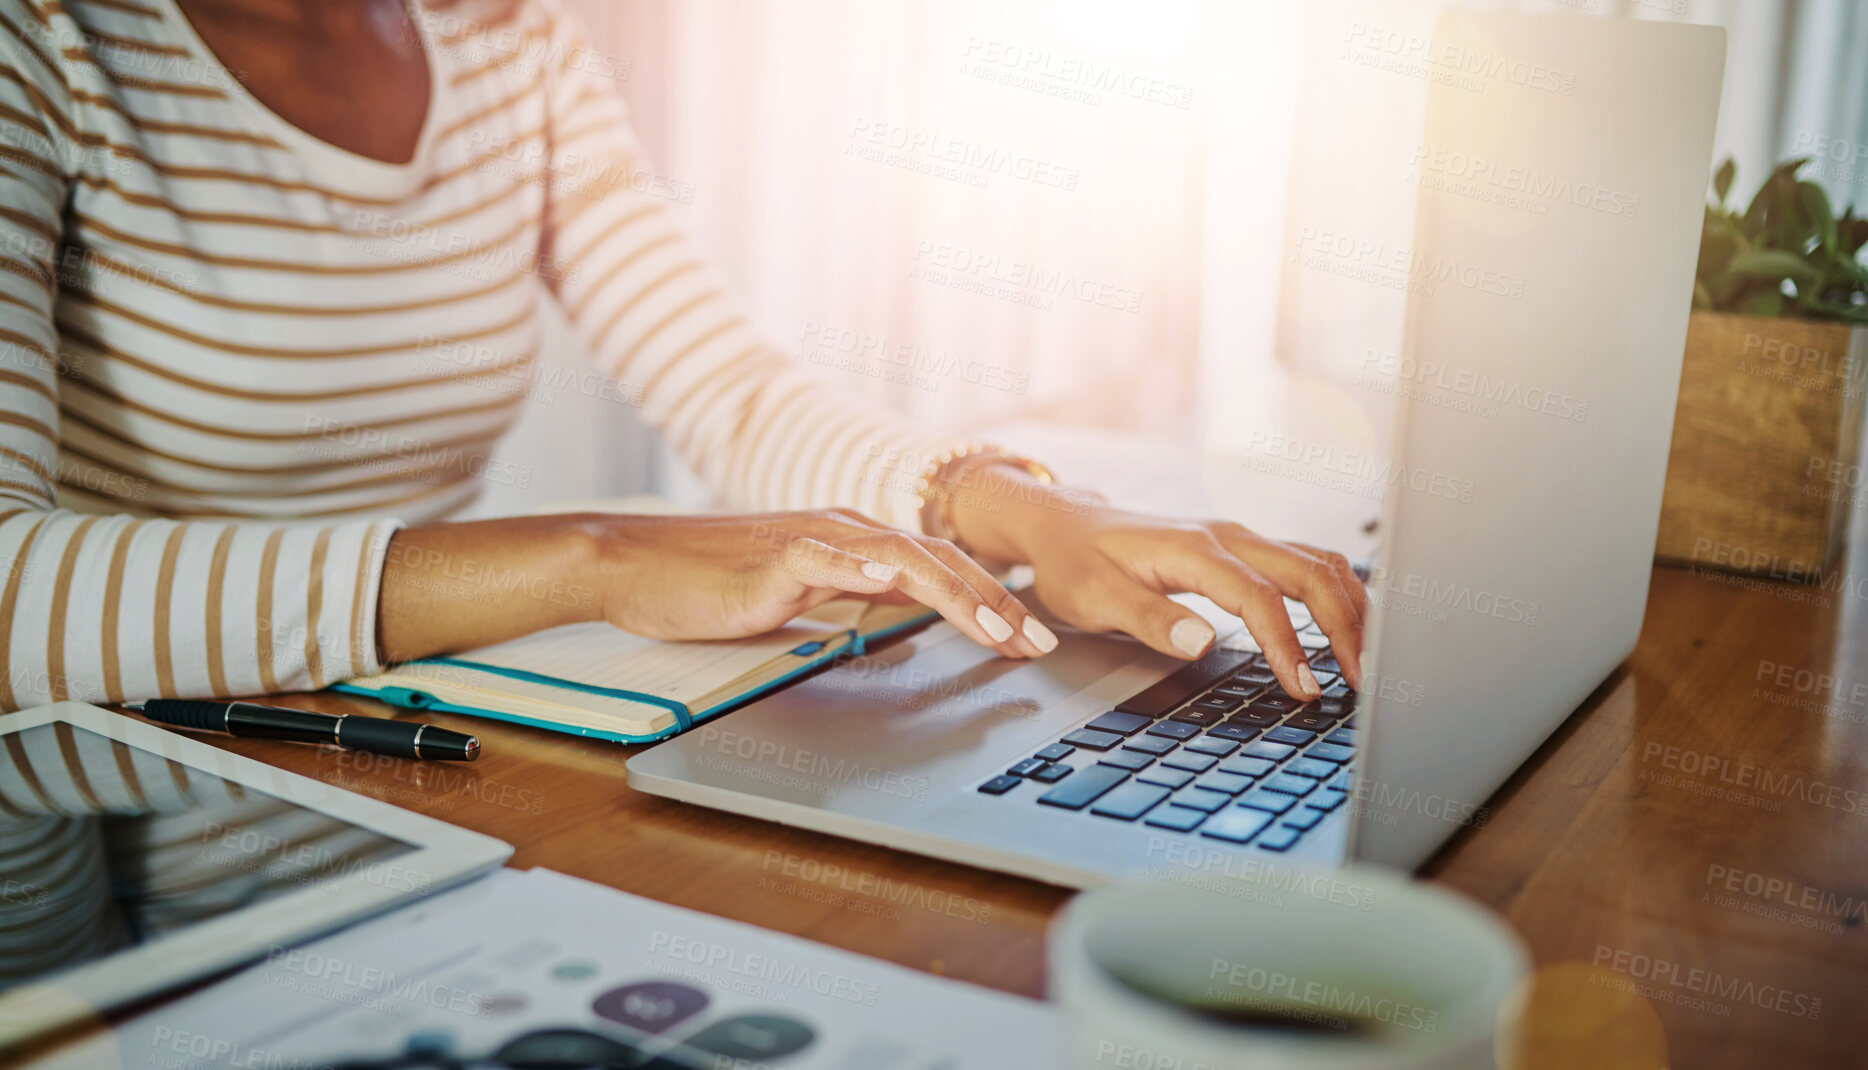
[333,607,937,745]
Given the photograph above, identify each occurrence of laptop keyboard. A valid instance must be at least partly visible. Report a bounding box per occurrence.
[976,610,1355,853]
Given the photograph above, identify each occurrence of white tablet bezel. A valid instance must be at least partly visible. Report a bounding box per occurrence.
[0,702,513,1051]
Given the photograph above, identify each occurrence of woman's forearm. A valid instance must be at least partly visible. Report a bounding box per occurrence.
[374,510,1053,667]
[376,516,606,664]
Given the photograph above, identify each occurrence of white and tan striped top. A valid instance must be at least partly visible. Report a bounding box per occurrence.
[0,0,950,712]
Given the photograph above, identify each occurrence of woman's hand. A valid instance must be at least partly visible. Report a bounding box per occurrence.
[377,510,1053,664]
[944,465,1368,702]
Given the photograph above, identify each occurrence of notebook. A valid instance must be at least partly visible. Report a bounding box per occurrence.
[334,598,937,744]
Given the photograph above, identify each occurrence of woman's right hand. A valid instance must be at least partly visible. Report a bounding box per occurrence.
[376,509,1055,665]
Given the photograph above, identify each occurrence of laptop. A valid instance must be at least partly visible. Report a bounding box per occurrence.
[627,12,1727,884]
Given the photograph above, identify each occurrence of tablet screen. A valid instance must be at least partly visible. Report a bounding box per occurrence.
[0,722,417,992]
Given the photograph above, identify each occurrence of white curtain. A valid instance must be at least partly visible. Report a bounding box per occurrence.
[470,0,1855,517]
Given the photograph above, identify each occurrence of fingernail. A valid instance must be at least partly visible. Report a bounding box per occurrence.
[1170,618,1214,657]
[1022,616,1059,654]
[1297,662,1321,699]
[861,561,899,583]
[976,605,1015,643]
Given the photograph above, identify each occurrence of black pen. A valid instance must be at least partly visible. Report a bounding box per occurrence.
[125,699,480,762]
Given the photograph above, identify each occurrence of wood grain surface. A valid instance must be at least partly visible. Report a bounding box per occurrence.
[97,546,1862,1069]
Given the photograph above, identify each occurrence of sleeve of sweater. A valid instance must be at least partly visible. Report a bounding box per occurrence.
[0,5,398,712]
[529,0,961,531]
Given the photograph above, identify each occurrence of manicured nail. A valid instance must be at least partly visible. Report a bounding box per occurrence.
[976,605,1015,643]
[1023,617,1059,654]
[1297,662,1322,699]
[1170,618,1214,657]
[861,561,899,583]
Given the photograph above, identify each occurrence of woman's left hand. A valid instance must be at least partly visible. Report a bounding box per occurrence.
[945,467,1368,702]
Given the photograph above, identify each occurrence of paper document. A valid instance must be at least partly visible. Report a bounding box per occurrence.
[60,867,1056,1069]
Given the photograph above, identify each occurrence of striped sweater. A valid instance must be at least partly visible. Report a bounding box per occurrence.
[0,0,951,712]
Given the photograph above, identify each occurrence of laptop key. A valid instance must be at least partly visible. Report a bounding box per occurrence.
[1286,757,1339,780]
[1090,782,1172,821]
[1307,788,1348,812]
[1206,723,1261,743]
[1037,765,1129,810]
[1085,711,1152,736]
[1061,728,1123,751]
[1218,755,1276,778]
[1145,720,1201,741]
[1257,826,1304,852]
[1310,652,1341,674]
[1236,668,1278,686]
[1323,680,1355,699]
[1324,728,1357,747]
[1136,766,1196,790]
[1115,648,1256,717]
[1124,735,1179,756]
[1098,750,1155,772]
[1007,758,1048,777]
[1317,697,1354,718]
[1168,707,1226,728]
[1250,695,1305,715]
[1211,682,1263,701]
[1329,770,1355,790]
[1263,773,1319,797]
[1303,742,1355,763]
[1030,763,1072,783]
[1190,693,1243,713]
[1035,743,1076,762]
[1242,740,1296,762]
[1144,805,1209,832]
[1285,713,1334,733]
[1159,751,1218,773]
[1238,789,1298,814]
[1172,787,1232,813]
[1197,771,1254,796]
[1264,726,1317,746]
[1183,736,1238,757]
[1283,808,1326,831]
[1228,709,1281,729]
[1200,808,1274,844]
[978,775,1021,795]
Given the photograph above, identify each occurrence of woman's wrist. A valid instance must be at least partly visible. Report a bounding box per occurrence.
[941,460,1104,564]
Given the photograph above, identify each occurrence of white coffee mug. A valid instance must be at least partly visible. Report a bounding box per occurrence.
[1048,865,1528,1069]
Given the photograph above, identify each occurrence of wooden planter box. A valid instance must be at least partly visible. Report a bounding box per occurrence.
[1655,310,1868,580]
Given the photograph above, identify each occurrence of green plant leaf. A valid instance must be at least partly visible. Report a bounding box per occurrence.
[1822,251,1868,286]
[1738,289,1784,317]
[1772,157,1811,184]
[1712,158,1735,205]
[1726,248,1823,283]
[1692,156,1868,321]
[1742,176,1771,241]
[1797,180,1835,252]
[1697,211,1742,279]
[1839,208,1868,258]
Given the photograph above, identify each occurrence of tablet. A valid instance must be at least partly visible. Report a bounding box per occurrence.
[0,702,512,1051]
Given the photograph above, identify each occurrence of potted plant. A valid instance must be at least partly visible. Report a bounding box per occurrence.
[1655,158,1868,580]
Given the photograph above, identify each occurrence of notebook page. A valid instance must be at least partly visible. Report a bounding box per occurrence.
[442,620,839,705]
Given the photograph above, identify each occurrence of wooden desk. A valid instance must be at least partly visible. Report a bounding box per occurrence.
[157,559,1866,1069]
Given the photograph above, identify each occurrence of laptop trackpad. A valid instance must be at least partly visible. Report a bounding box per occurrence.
[687,623,1167,801]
